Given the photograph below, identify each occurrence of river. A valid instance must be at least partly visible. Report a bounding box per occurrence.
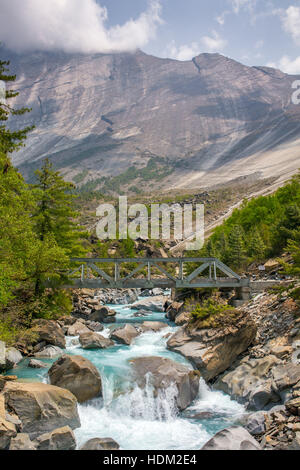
[8,298,245,450]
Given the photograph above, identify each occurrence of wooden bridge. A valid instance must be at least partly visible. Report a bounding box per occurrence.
[65,257,250,291]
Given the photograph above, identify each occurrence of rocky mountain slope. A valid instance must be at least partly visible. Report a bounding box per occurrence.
[5,49,300,189]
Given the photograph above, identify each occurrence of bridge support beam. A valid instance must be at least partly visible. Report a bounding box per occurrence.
[231,287,251,307]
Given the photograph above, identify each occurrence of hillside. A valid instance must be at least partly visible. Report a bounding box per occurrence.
[4,48,300,192]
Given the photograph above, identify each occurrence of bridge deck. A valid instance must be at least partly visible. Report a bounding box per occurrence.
[63,257,250,290]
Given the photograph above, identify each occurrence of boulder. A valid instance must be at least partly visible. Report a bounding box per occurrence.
[131,296,168,313]
[129,356,200,411]
[88,306,117,323]
[67,321,92,337]
[28,359,48,369]
[272,363,300,391]
[167,312,257,381]
[34,346,63,358]
[110,324,139,345]
[0,341,6,372]
[31,319,66,349]
[80,437,120,450]
[0,393,17,449]
[165,301,184,321]
[79,332,114,350]
[0,375,17,392]
[139,322,168,333]
[34,426,76,450]
[215,356,282,410]
[175,311,191,326]
[3,381,80,439]
[86,321,104,332]
[201,426,261,450]
[9,433,36,450]
[49,355,102,403]
[5,348,23,370]
[285,397,300,416]
[245,411,267,435]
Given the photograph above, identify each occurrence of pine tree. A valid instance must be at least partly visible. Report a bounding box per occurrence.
[31,159,86,293]
[248,228,266,260]
[227,225,247,268]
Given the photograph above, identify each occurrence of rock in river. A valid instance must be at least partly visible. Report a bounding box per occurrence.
[31,319,66,349]
[110,324,139,345]
[129,356,200,411]
[167,311,257,381]
[201,426,261,450]
[79,332,114,350]
[80,437,120,450]
[34,426,76,450]
[49,355,102,403]
[3,381,80,439]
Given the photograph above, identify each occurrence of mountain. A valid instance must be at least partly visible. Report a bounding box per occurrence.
[5,49,300,191]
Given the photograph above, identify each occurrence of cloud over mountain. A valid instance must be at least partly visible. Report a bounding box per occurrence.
[0,0,162,54]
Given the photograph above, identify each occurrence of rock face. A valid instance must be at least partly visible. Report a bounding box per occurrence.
[8,50,300,191]
[3,382,80,439]
[167,312,257,381]
[110,324,139,345]
[215,357,300,410]
[79,332,114,350]
[9,433,36,450]
[34,426,76,451]
[31,319,66,349]
[201,426,261,450]
[0,394,17,449]
[80,437,120,451]
[49,355,102,403]
[129,356,200,411]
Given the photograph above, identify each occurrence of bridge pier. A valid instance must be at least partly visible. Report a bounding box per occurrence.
[231,287,251,307]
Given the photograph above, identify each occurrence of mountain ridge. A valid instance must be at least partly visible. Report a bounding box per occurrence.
[3,48,300,191]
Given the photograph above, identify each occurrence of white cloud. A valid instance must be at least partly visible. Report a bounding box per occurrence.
[166,31,227,61]
[268,56,300,75]
[230,0,256,14]
[201,31,227,52]
[166,41,201,61]
[281,5,300,45]
[0,0,163,54]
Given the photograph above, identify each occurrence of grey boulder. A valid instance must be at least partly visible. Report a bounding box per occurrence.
[201,426,261,450]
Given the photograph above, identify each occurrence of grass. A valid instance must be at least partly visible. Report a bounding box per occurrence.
[189,298,241,329]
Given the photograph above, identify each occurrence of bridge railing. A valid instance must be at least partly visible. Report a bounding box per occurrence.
[64,257,249,289]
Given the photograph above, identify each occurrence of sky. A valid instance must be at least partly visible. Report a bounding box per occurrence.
[1,0,300,73]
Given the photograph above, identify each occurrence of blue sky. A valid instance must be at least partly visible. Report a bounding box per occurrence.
[1,0,300,73]
[102,0,300,73]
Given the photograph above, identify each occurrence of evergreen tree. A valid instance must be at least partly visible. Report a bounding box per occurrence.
[248,228,266,260]
[227,225,247,268]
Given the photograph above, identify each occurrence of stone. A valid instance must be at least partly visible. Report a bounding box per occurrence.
[9,433,36,450]
[215,356,282,410]
[3,381,80,439]
[167,312,257,381]
[175,311,191,326]
[49,355,102,403]
[31,319,66,349]
[88,306,117,323]
[0,341,6,372]
[285,397,300,416]
[131,296,168,313]
[28,359,48,369]
[80,437,120,450]
[165,301,184,321]
[272,363,300,391]
[79,332,114,350]
[86,321,104,332]
[129,356,200,411]
[5,348,23,370]
[245,411,266,435]
[201,426,261,450]
[34,345,63,358]
[0,375,17,392]
[34,426,76,450]
[269,345,293,359]
[67,321,92,336]
[139,322,168,333]
[110,324,139,345]
[0,393,17,449]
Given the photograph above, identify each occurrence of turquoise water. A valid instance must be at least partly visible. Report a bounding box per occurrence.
[6,300,245,450]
